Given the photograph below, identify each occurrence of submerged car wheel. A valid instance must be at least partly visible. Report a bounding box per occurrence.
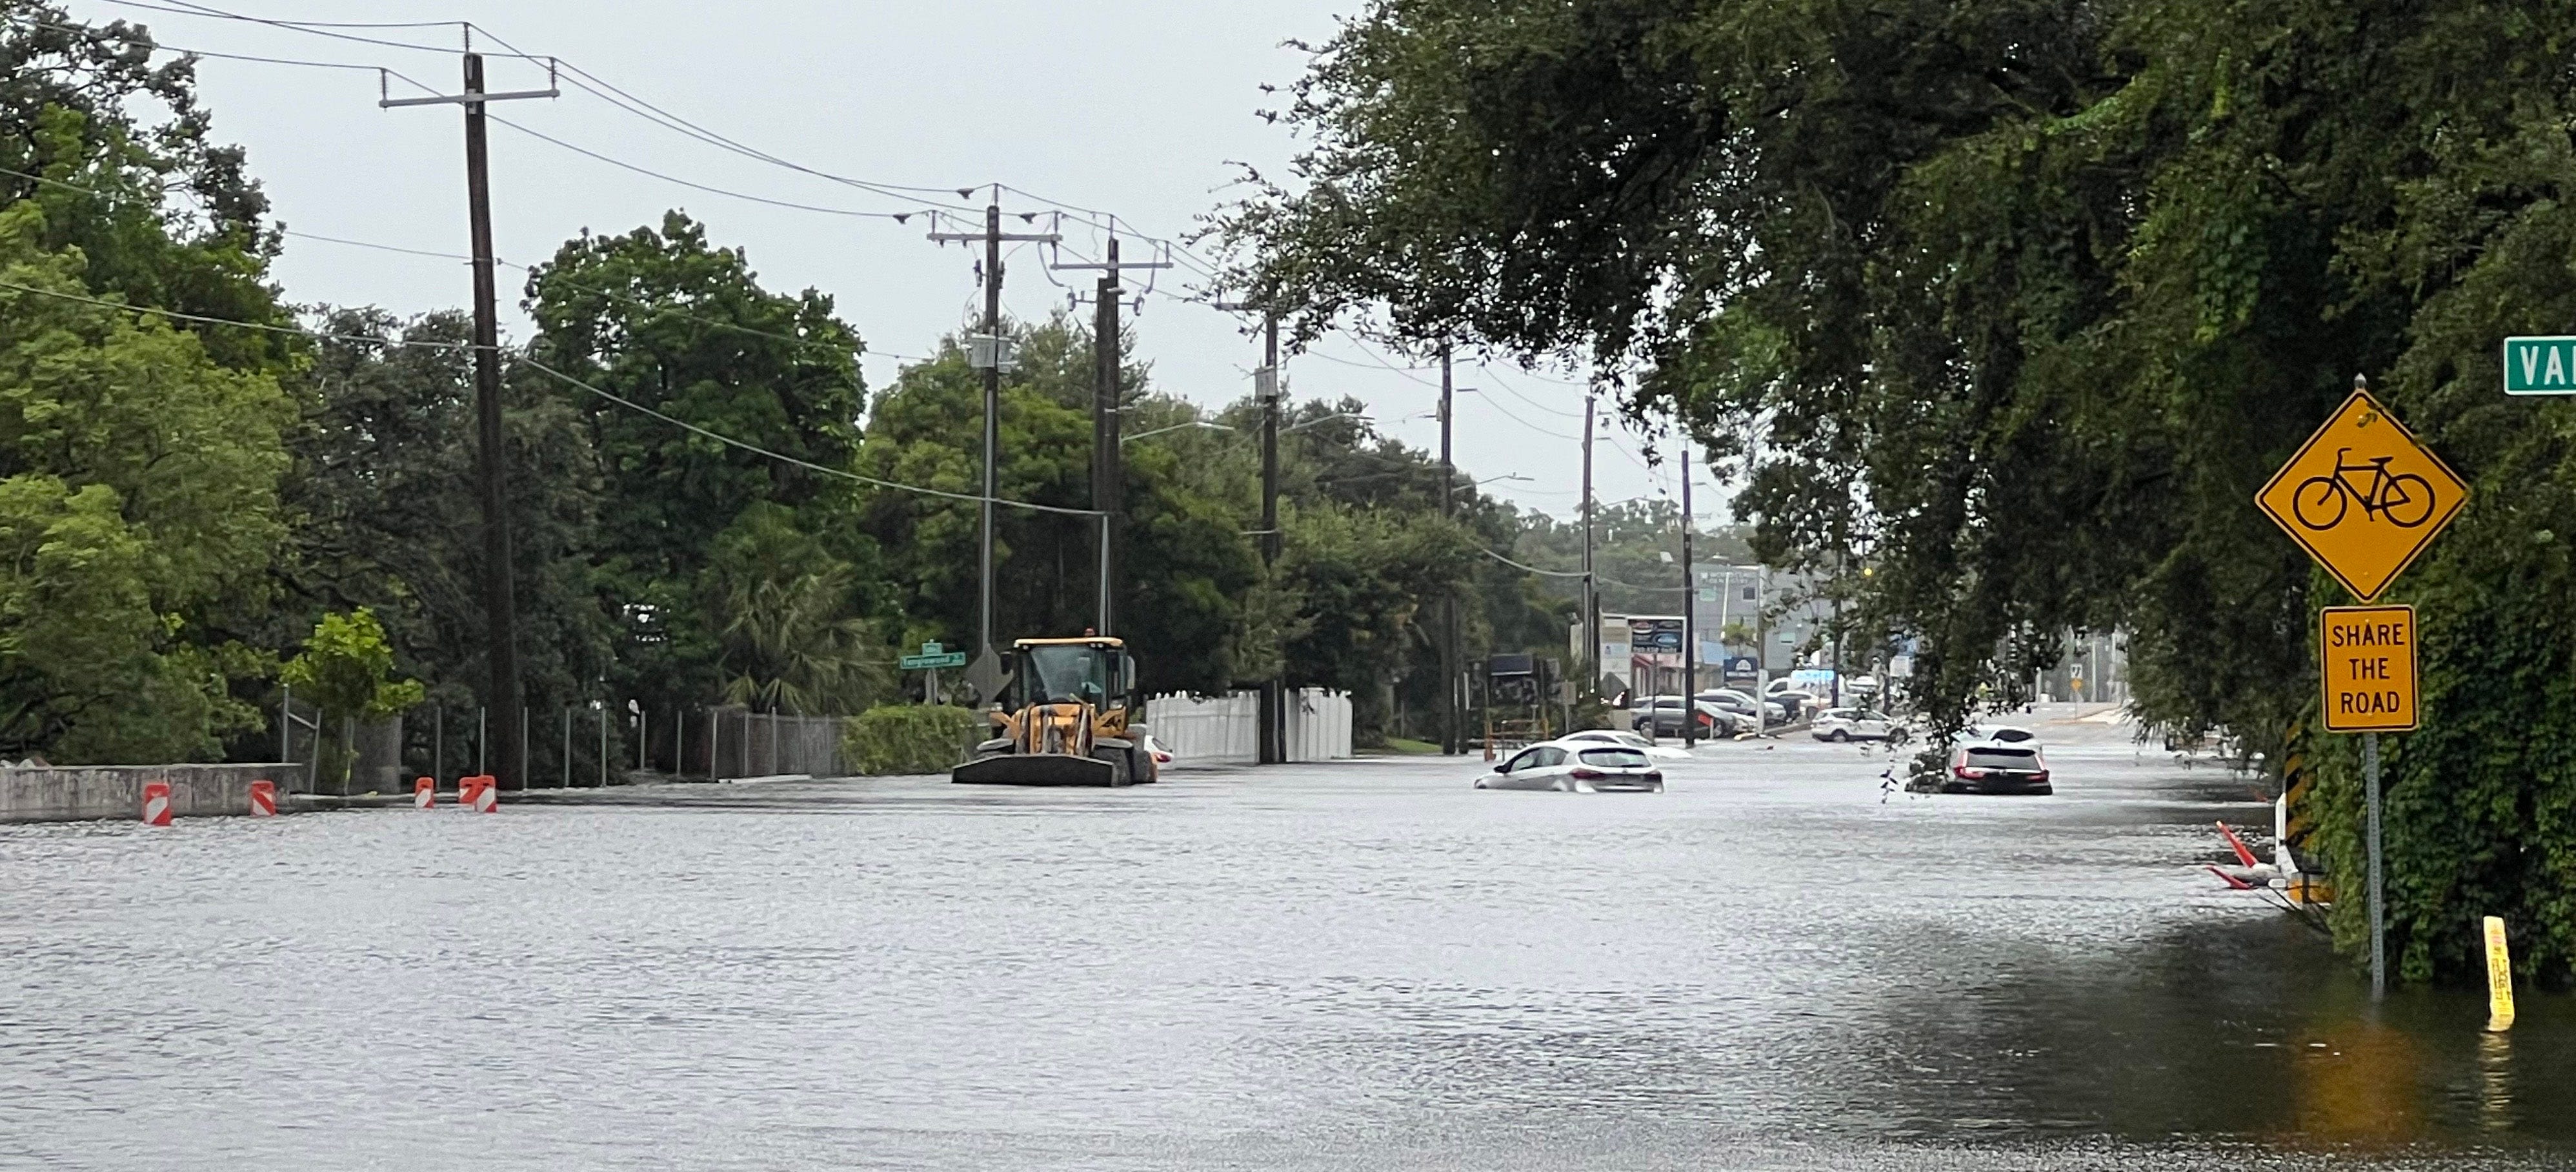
[1829,729,1850,743]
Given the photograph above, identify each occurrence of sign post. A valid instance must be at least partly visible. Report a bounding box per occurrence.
[2257,375,2465,999]
[899,641,970,702]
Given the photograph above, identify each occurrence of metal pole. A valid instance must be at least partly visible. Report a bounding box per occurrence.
[561,707,571,788]
[1439,349,1457,754]
[1682,448,1696,746]
[1260,314,1283,765]
[1580,394,1597,697]
[598,703,608,787]
[519,707,528,789]
[978,200,1002,659]
[476,706,487,774]
[672,705,682,778]
[432,703,442,785]
[2366,730,2386,998]
[1096,516,1112,634]
[638,705,649,773]
[458,53,526,793]
[279,683,292,763]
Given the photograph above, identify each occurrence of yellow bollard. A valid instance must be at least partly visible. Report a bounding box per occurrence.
[2484,916,2515,1033]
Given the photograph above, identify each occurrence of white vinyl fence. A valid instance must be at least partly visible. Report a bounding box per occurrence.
[1284,689,1353,763]
[1143,689,1353,767]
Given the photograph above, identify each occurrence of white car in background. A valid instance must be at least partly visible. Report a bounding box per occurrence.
[1475,740,1665,793]
[1558,728,1690,761]
[1810,707,1902,742]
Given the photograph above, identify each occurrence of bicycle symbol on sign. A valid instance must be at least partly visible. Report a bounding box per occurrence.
[2291,448,2437,531]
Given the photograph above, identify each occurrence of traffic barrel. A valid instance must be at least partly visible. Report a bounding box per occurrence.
[414,776,436,809]
[140,780,172,826]
[463,774,498,814]
[247,779,276,818]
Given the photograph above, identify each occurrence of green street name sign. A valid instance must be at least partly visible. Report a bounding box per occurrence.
[900,652,967,671]
[2503,336,2576,394]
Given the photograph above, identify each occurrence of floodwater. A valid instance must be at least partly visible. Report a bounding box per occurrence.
[3,715,2568,1170]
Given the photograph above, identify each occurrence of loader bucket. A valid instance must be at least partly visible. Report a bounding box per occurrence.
[951,752,1118,787]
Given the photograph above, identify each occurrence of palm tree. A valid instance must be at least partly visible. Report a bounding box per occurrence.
[715,563,889,716]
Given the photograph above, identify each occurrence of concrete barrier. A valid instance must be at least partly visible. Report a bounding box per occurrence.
[0,763,307,823]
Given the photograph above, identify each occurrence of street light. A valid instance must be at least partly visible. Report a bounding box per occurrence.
[1120,419,1233,445]
[1283,411,1373,434]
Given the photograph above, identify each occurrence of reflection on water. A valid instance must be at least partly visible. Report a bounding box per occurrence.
[0,739,2566,1170]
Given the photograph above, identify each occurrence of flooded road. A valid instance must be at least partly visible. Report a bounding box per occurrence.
[3,716,2567,1169]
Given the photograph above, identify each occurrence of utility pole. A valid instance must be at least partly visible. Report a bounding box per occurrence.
[1580,394,1598,702]
[381,52,556,790]
[1214,299,1287,764]
[929,196,1058,685]
[1681,446,1696,747]
[1053,228,1169,640]
[1260,316,1284,763]
[1093,239,1122,636]
[1439,349,1459,755]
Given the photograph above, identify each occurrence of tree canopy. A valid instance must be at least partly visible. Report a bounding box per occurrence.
[1222,0,2576,982]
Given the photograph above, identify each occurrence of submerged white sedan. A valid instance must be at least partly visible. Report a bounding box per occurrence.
[1474,739,1665,793]
[1557,728,1691,761]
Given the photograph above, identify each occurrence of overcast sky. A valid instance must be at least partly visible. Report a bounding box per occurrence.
[64,0,1724,520]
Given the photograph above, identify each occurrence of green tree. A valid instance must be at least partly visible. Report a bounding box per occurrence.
[705,502,889,715]
[856,313,1258,696]
[523,210,872,711]
[1222,0,2576,982]
[285,308,617,722]
[3,8,293,372]
[0,201,288,762]
[279,608,424,787]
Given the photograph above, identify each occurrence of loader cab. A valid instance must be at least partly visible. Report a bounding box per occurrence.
[1004,638,1134,713]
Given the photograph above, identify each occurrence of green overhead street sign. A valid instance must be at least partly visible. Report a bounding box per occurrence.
[2503,336,2576,394]
[900,642,965,671]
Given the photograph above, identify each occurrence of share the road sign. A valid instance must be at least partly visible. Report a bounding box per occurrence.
[2504,336,2576,394]
[2256,390,2466,600]
[2319,605,2418,733]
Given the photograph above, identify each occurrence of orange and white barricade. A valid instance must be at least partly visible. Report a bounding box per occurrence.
[414,776,436,809]
[247,779,277,817]
[141,780,173,826]
[460,774,498,813]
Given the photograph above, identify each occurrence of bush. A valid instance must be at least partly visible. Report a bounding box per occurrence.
[844,705,987,776]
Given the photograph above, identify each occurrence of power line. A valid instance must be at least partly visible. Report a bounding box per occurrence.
[479,108,929,222]
[94,0,534,56]
[514,358,1099,518]
[0,276,1077,515]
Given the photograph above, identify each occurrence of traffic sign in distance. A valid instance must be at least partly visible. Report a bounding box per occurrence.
[900,652,967,671]
[2503,336,2576,394]
[2257,390,2467,600]
[2319,605,2418,733]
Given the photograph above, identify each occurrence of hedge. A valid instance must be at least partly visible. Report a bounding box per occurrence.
[844,705,987,776]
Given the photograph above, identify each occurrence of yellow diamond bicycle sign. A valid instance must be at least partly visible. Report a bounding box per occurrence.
[2257,389,2467,601]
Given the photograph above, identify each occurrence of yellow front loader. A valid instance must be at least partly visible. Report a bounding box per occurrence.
[951,636,1157,787]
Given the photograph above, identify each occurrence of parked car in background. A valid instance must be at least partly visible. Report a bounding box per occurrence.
[1476,740,1666,793]
[1560,728,1691,761]
[1944,727,2050,794]
[1698,688,1793,727]
[1810,707,1901,742]
[1629,696,1741,738]
[1762,679,1824,719]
